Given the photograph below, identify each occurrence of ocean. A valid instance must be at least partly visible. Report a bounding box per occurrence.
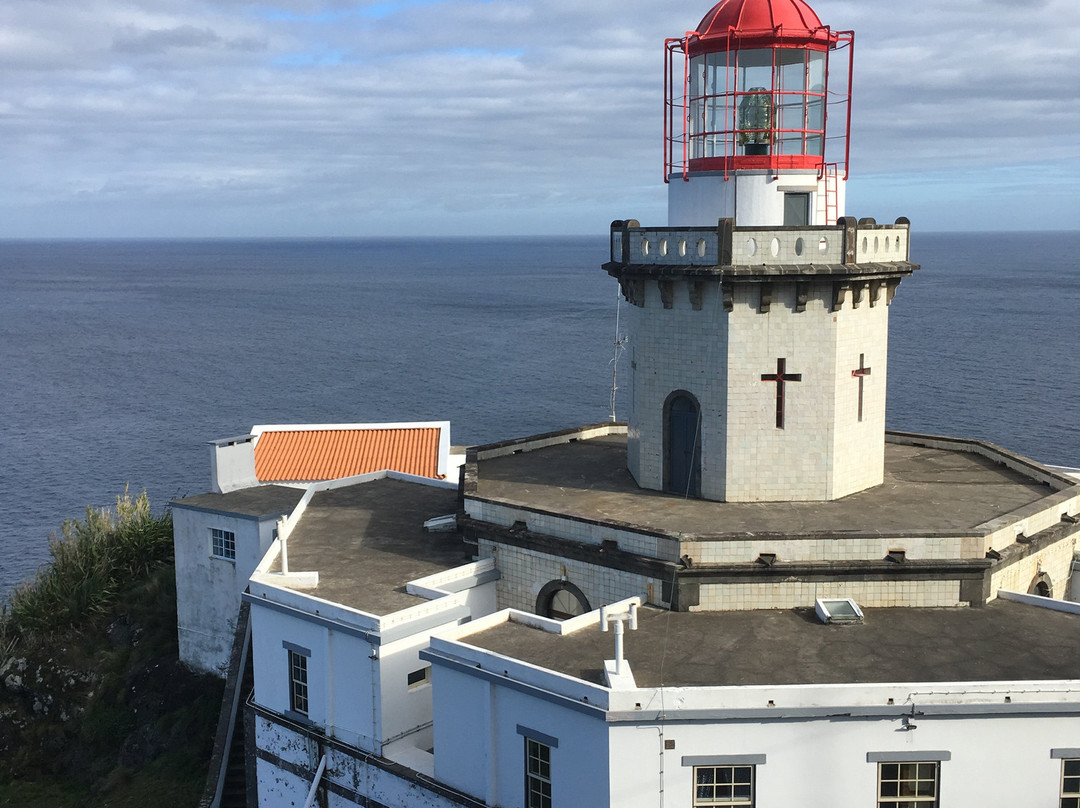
[1,232,1077,598]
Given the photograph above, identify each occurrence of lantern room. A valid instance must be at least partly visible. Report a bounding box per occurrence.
[666,0,853,176]
[665,0,854,227]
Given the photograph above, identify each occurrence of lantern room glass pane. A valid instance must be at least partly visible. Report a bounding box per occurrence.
[689,53,735,160]
[737,48,772,92]
[806,50,826,155]
[685,45,828,162]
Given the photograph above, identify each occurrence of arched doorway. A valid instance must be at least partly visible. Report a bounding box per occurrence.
[1029,572,1053,598]
[665,391,701,497]
[536,581,591,620]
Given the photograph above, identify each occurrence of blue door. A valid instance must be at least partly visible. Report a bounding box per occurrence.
[667,394,700,496]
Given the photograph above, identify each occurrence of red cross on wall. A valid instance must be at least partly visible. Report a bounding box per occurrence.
[761,358,802,429]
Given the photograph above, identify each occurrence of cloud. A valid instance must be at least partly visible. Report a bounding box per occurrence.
[0,0,1077,237]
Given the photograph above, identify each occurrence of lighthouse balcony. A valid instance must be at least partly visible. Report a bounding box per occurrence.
[606,217,914,272]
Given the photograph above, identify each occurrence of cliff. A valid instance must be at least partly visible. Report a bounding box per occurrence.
[0,492,223,807]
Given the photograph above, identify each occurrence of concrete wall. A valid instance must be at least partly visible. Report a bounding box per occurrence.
[173,506,276,675]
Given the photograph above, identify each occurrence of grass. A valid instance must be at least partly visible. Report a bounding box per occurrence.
[1,488,173,646]
[0,492,223,807]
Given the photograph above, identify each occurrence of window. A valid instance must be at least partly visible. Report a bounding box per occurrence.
[525,737,552,808]
[536,580,591,621]
[211,527,235,560]
[288,650,308,716]
[693,765,754,806]
[783,192,810,226]
[1062,759,1080,808]
[407,666,430,690]
[878,761,939,807]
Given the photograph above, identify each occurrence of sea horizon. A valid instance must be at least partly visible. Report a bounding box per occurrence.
[2,231,1077,597]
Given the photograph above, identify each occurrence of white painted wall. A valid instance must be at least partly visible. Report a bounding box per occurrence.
[254,715,481,808]
[209,435,258,493]
[173,506,277,675]
[668,170,846,227]
[431,663,611,807]
[607,710,1074,807]
[428,627,1080,808]
[248,557,501,756]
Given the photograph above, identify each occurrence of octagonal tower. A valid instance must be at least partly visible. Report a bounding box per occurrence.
[608,0,917,503]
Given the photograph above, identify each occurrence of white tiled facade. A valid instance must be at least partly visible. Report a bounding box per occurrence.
[692,579,963,611]
[466,499,679,562]
[990,537,1079,601]
[479,539,667,614]
[626,274,891,502]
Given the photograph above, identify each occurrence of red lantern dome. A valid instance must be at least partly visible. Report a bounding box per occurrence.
[664,0,853,182]
[691,0,835,52]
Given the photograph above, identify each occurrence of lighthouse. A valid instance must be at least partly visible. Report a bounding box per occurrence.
[606,0,918,503]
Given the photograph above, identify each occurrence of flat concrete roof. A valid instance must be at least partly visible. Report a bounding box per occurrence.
[269,478,468,616]
[172,484,305,519]
[471,435,1052,539]
[464,600,1080,687]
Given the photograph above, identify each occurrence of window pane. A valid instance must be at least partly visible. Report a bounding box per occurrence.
[737,49,772,91]
[693,765,754,806]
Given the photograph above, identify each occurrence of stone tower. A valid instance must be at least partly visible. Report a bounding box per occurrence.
[606,0,918,502]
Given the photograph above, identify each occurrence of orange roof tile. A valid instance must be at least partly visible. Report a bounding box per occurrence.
[254,428,442,482]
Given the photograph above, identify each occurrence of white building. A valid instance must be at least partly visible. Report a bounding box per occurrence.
[175,0,1080,806]
[174,421,455,675]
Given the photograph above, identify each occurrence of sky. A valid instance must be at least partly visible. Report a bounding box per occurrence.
[1,0,1078,238]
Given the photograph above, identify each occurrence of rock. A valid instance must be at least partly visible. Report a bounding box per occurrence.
[118,723,169,768]
[105,615,135,649]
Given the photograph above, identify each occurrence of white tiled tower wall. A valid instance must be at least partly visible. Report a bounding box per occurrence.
[668,170,846,227]
[626,276,889,502]
[625,278,729,497]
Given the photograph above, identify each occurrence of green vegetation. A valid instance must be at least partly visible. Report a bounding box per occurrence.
[0,491,223,808]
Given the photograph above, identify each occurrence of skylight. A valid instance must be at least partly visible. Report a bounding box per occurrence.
[815,597,864,624]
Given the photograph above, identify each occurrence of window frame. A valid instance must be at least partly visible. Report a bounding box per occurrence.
[210,527,236,560]
[288,649,309,717]
[1061,758,1080,808]
[692,763,755,807]
[517,725,557,808]
[524,737,552,808]
[876,760,940,808]
[407,665,431,690]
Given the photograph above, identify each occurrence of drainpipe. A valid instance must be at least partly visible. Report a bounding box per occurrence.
[302,754,327,808]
